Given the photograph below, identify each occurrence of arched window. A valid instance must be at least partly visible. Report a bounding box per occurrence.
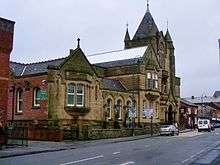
[67,83,75,106]
[106,99,112,119]
[17,89,23,113]
[115,99,122,119]
[76,84,84,107]
[126,100,131,118]
[33,88,41,107]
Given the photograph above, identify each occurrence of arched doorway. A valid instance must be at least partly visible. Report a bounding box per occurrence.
[168,105,173,124]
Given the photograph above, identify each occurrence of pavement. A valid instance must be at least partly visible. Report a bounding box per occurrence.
[0,129,192,159]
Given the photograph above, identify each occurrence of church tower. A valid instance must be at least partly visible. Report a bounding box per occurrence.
[124,1,159,49]
[0,17,15,125]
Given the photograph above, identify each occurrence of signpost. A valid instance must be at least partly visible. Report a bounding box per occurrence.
[143,108,154,136]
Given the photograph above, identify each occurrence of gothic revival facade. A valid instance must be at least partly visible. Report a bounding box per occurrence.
[8,5,180,129]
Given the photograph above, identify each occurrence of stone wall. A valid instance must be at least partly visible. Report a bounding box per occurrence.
[87,124,160,140]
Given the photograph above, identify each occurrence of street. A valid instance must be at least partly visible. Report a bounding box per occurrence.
[1,129,220,165]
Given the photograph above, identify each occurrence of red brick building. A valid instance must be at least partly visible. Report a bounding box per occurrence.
[0,17,15,126]
[179,99,199,129]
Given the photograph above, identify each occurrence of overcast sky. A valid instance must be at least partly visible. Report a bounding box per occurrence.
[0,0,220,97]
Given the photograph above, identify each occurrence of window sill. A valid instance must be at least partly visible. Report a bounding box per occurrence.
[15,112,23,115]
[32,106,40,110]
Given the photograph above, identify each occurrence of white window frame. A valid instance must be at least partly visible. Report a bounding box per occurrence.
[17,89,23,113]
[34,88,41,107]
[67,83,75,107]
[76,84,84,107]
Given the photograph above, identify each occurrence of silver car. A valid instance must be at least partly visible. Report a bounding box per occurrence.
[160,124,179,136]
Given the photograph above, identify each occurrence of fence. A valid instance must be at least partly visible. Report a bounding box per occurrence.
[5,126,28,147]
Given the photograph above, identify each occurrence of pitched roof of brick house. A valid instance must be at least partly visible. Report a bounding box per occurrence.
[213,91,220,97]
[10,46,148,77]
[184,96,220,104]
[180,99,198,107]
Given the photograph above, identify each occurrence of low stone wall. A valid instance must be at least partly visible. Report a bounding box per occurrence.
[88,124,160,140]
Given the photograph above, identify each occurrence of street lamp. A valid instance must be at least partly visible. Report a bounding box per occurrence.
[201,93,206,118]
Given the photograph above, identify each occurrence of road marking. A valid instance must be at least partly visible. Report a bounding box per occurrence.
[119,161,135,165]
[181,149,205,164]
[59,155,104,165]
[113,152,121,155]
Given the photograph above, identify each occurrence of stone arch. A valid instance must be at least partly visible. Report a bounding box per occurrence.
[115,96,124,120]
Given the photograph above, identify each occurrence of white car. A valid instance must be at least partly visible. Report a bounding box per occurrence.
[160,124,179,136]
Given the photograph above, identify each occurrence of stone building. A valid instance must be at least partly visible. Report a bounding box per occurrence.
[8,4,180,129]
[0,17,15,126]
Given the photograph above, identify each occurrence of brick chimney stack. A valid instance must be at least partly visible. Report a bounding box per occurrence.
[0,17,15,126]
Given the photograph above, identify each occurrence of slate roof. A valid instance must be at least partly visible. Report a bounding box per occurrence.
[10,46,148,77]
[10,58,65,77]
[133,10,158,40]
[180,99,198,107]
[213,91,220,97]
[184,96,220,104]
[101,78,126,91]
[88,46,147,64]
[95,58,140,68]
[165,29,172,42]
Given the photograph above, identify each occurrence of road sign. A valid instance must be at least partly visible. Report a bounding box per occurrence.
[40,90,48,100]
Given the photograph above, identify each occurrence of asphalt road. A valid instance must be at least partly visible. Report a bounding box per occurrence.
[1,129,220,165]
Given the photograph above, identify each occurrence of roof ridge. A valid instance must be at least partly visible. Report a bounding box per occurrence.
[10,56,67,65]
[87,46,147,57]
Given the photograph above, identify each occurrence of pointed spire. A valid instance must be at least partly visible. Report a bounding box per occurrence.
[133,1,158,40]
[124,23,130,41]
[77,38,80,48]
[165,29,172,42]
[147,0,150,12]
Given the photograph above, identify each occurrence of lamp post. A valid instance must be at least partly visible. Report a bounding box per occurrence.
[201,93,206,118]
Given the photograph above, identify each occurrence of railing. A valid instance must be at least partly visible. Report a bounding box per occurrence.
[5,126,28,147]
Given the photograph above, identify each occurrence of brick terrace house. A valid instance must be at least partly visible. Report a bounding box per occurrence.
[0,17,15,126]
[185,93,220,119]
[8,5,181,130]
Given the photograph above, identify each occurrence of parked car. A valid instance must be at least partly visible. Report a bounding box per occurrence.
[213,123,220,128]
[160,124,179,136]
[198,118,211,132]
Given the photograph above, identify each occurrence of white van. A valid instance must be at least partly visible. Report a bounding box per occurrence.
[198,118,211,132]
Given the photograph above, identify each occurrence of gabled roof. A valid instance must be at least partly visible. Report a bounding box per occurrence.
[10,58,65,77]
[133,10,158,40]
[101,78,126,91]
[95,58,140,68]
[10,46,148,77]
[213,91,220,97]
[180,99,198,107]
[184,96,220,104]
[88,46,147,64]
